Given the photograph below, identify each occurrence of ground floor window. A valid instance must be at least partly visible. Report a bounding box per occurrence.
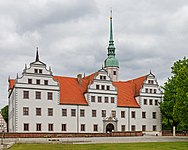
[131,125,136,131]
[81,124,85,131]
[24,123,29,131]
[36,123,41,131]
[153,125,157,131]
[142,125,146,131]
[93,124,98,131]
[121,125,126,131]
[62,124,66,131]
[48,124,53,131]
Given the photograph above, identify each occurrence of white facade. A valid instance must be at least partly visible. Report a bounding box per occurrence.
[8,58,162,134]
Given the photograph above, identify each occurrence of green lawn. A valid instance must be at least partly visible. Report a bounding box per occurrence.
[9,142,188,150]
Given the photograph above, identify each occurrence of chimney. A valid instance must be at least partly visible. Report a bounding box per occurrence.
[77,74,82,85]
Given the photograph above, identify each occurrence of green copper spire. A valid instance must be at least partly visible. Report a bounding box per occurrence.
[108,10,115,56]
[104,10,119,68]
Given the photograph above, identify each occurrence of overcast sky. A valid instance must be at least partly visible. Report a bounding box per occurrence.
[0,0,188,108]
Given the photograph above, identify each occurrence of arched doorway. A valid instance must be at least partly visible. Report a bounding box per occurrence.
[106,123,114,133]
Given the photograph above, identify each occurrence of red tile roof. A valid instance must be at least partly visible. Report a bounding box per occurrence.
[9,79,15,89]
[53,72,97,105]
[113,76,146,107]
[9,73,146,108]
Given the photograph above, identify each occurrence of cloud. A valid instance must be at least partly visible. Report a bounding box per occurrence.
[0,0,188,108]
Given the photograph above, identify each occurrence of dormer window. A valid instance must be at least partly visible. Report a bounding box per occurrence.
[36,79,40,85]
[28,79,32,84]
[44,80,48,85]
[100,76,106,80]
[148,80,154,84]
[34,69,38,73]
[39,69,42,74]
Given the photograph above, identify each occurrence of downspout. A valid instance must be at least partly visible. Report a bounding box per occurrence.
[77,105,79,133]
[128,107,130,131]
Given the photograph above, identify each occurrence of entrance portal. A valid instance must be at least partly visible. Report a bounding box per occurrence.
[106,123,114,133]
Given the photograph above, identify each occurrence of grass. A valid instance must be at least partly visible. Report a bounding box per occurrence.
[9,142,188,150]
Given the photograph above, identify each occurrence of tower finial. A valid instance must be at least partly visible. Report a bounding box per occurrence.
[107,9,115,56]
[36,47,39,62]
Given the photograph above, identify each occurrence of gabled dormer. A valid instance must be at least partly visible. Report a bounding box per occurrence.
[23,50,52,76]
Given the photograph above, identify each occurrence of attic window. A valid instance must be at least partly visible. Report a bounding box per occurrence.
[39,69,42,74]
[34,69,38,73]
[100,76,106,80]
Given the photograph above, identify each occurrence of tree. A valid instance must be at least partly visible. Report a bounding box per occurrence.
[1,105,8,123]
[161,57,188,131]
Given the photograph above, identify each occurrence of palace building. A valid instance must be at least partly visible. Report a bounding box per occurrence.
[8,15,163,134]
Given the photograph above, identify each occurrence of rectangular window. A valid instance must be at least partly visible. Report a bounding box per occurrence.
[121,111,125,118]
[62,124,66,131]
[131,111,136,118]
[131,125,136,131]
[149,99,153,105]
[36,79,40,85]
[48,124,53,131]
[91,96,95,102]
[142,125,146,131]
[23,107,29,116]
[112,110,116,118]
[105,97,109,103]
[142,112,146,118]
[92,110,96,117]
[28,79,32,84]
[152,112,156,119]
[48,108,53,116]
[111,97,115,103]
[113,71,116,75]
[144,99,147,105]
[71,109,76,117]
[102,110,106,117]
[23,91,29,99]
[36,91,41,99]
[36,123,41,131]
[145,88,148,93]
[100,76,102,80]
[34,69,38,73]
[155,100,158,106]
[36,108,41,116]
[62,109,67,117]
[150,89,152,93]
[98,96,102,103]
[48,92,53,100]
[107,86,110,90]
[154,89,156,94]
[39,69,42,74]
[93,124,98,131]
[121,125,126,131]
[44,80,48,85]
[24,123,29,131]
[153,125,157,131]
[96,85,99,89]
[101,85,105,90]
[80,109,85,117]
[81,124,85,131]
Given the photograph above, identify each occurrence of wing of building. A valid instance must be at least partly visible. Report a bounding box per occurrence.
[8,14,163,134]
